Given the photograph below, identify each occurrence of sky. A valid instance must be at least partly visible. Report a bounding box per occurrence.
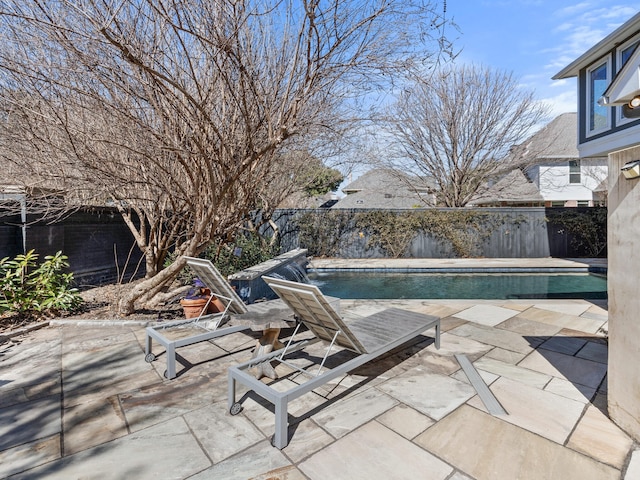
[446,1,640,118]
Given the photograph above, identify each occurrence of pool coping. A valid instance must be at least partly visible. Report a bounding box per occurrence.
[308,266,607,274]
[307,258,608,275]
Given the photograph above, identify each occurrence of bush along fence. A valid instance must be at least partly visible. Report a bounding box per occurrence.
[0,250,82,318]
[269,207,607,259]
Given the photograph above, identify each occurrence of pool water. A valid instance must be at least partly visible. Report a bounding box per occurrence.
[307,271,607,300]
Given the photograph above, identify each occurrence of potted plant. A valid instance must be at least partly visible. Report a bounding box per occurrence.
[179,278,225,318]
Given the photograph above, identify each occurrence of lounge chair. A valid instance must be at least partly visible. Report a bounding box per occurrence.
[145,257,293,379]
[227,276,441,449]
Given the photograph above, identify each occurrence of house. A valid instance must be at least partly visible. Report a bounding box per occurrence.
[331,169,436,209]
[553,13,640,158]
[467,169,545,207]
[470,113,608,207]
[554,13,640,444]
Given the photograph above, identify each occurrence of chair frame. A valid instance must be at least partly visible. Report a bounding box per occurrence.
[144,257,251,379]
[228,276,440,449]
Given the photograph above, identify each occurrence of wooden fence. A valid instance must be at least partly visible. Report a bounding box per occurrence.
[268,207,607,259]
[0,207,144,286]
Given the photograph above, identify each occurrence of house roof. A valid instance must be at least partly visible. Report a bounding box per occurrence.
[469,114,599,206]
[509,113,578,163]
[553,12,640,80]
[468,169,544,206]
[594,178,609,193]
[333,169,434,209]
[341,169,433,194]
[331,189,430,209]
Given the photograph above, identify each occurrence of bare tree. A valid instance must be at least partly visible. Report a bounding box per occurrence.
[243,149,343,247]
[0,0,450,314]
[264,150,343,208]
[378,64,549,206]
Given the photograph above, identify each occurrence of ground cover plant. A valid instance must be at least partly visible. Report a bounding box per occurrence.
[0,250,82,329]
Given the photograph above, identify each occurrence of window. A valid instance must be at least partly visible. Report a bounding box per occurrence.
[569,160,581,184]
[617,37,640,125]
[621,42,638,65]
[588,60,610,133]
[577,201,590,207]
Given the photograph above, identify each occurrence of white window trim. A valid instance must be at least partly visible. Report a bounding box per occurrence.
[569,160,581,184]
[586,55,612,138]
[616,34,640,127]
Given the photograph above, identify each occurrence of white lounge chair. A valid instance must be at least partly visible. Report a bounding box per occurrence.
[228,275,441,449]
[145,257,293,379]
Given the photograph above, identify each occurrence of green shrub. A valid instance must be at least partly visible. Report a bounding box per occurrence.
[545,208,607,257]
[203,233,278,277]
[0,250,83,317]
[167,232,279,285]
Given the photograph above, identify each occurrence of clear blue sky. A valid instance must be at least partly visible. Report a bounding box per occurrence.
[446,1,640,117]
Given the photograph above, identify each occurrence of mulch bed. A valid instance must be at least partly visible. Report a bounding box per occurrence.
[0,283,185,337]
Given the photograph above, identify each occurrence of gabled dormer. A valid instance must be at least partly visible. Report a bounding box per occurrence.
[553,12,640,158]
[600,40,640,112]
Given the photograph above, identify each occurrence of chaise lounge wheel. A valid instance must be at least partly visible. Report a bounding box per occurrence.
[230,402,243,415]
[145,353,156,363]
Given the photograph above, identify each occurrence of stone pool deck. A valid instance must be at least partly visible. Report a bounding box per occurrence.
[308,257,608,271]
[2,258,638,479]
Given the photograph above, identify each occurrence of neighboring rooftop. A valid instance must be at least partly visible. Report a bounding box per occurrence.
[333,168,435,209]
[509,112,579,163]
[470,113,597,206]
[469,169,544,206]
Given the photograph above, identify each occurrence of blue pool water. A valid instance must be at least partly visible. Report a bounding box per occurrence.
[307,271,607,300]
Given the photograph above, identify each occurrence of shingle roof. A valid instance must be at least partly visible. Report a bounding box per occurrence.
[469,169,544,206]
[331,189,430,209]
[510,113,578,162]
[334,169,434,209]
[341,169,434,194]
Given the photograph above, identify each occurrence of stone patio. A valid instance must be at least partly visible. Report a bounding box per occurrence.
[1,258,638,479]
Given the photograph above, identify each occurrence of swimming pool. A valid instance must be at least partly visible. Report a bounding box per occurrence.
[307,271,607,300]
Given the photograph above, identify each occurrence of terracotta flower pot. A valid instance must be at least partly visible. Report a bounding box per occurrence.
[180,297,210,319]
[180,295,226,318]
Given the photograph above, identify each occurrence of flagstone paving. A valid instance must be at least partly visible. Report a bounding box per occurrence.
[453,304,520,326]
[1,258,636,479]
[415,405,620,480]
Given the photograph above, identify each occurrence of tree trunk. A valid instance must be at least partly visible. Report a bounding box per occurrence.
[117,255,187,315]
